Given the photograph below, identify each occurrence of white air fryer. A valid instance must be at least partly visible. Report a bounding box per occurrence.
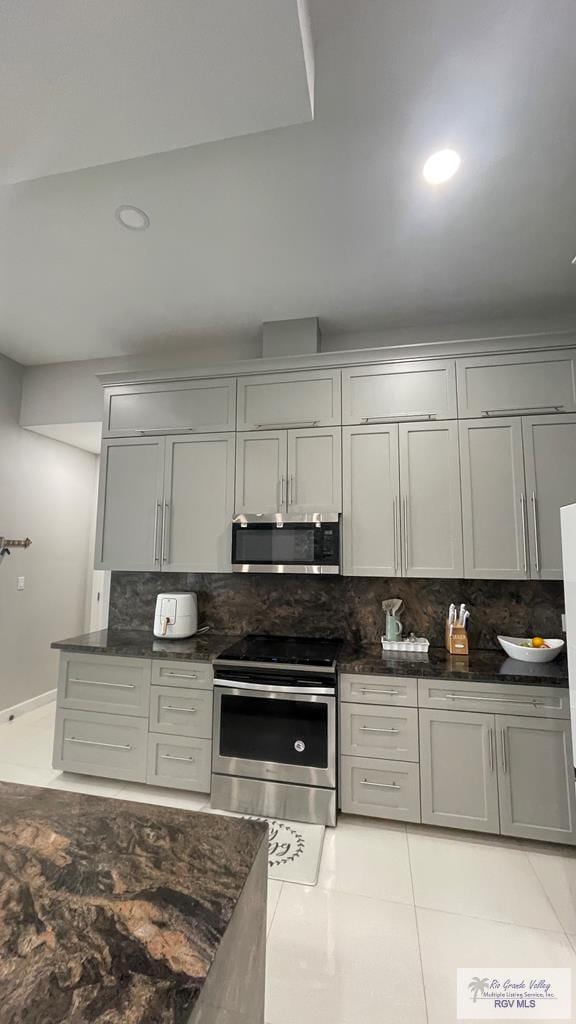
[154,592,198,639]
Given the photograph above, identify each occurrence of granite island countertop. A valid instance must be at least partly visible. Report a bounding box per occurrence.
[0,782,267,1024]
[51,628,239,663]
[51,630,569,688]
[338,643,569,687]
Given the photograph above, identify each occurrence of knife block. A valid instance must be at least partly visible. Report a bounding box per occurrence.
[445,620,469,656]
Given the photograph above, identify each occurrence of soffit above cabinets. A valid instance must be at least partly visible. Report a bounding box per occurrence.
[0,0,314,183]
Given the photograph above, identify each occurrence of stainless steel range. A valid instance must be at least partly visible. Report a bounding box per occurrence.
[211,634,341,826]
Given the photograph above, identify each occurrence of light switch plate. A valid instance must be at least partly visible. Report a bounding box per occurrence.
[561,612,566,632]
[16,576,25,591]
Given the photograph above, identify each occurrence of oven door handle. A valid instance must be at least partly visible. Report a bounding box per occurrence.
[214,679,335,696]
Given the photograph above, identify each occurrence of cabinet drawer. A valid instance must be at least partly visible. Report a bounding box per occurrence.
[151,660,213,690]
[237,369,341,430]
[340,756,420,822]
[58,654,151,717]
[339,674,418,707]
[456,350,576,419]
[147,733,211,793]
[53,709,147,782]
[103,378,237,435]
[417,678,569,719]
[342,359,457,424]
[340,704,419,761]
[149,686,213,738]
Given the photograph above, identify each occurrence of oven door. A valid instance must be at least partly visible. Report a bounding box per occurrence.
[213,686,336,788]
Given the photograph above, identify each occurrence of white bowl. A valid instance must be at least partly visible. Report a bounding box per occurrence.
[497,636,565,663]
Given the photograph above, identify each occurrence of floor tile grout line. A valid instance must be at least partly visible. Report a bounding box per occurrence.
[406,829,430,1024]
[413,901,573,938]
[267,881,283,937]
[521,846,571,937]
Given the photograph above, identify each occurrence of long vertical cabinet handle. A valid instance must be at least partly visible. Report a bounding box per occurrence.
[161,502,170,566]
[531,492,540,573]
[403,496,409,572]
[153,502,162,564]
[392,497,398,573]
[520,494,528,575]
[488,728,495,772]
[290,474,295,505]
[500,728,507,773]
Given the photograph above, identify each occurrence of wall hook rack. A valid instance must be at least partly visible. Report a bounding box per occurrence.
[0,537,32,558]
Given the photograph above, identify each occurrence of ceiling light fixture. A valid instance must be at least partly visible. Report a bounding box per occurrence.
[572,255,576,265]
[115,205,150,230]
[422,149,461,185]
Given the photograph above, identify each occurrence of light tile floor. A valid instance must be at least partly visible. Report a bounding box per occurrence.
[1,702,576,1023]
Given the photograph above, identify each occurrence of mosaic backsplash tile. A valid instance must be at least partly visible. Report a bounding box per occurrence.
[109,572,565,649]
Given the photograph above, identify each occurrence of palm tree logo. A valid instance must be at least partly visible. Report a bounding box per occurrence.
[468,977,490,1002]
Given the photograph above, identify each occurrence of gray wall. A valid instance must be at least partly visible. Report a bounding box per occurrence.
[0,352,98,710]
[109,571,564,650]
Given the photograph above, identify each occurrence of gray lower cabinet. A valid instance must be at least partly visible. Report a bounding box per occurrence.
[419,708,500,834]
[340,755,420,822]
[147,734,212,792]
[57,653,151,717]
[340,703,418,761]
[53,709,148,783]
[497,715,576,844]
[339,673,418,708]
[149,686,213,739]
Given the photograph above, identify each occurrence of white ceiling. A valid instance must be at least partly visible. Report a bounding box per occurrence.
[1,0,576,365]
[0,0,313,183]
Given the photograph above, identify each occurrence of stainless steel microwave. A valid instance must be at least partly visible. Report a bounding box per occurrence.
[231,513,341,574]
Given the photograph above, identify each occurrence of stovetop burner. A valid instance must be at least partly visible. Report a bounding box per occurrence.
[215,633,342,669]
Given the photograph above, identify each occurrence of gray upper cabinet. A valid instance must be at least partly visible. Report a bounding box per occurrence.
[103,378,237,436]
[522,414,576,580]
[162,433,236,571]
[342,360,457,424]
[399,421,464,578]
[236,369,341,430]
[95,437,165,570]
[342,424,400,576]
[287,428,342,513]
[235,431,287,514]
[459,418,529,579]
[456,350,576,419]
[497,715,576,844]
[419,708,500,834]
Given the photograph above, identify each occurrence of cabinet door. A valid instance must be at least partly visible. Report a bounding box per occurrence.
[235,431,287,514]
[287,427,342,513]
[459,418,529,579]
[399,421,463,577]
[497,715,576,844]
[103,377,236,435]
[237,369,341,430]
[523,414,576,579]
[95,437,165,570]
[457,349,576,419]
[163,433,235,571]
[342,360,457,424]
[419,709,500,833]
[342,424,400,576]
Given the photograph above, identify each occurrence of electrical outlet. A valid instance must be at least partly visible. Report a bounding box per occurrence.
[16,576,25,591]
[561,613,566,633]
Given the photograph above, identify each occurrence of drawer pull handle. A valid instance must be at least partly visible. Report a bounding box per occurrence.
[254,420,318,429]
[162,705,198,713]
[361,413,436,423]
[160,753,196,763]
[162,671,199,680]
[358,688,399,696]
[66,737,132,751]
[69,678,136,690]
[481,404,564,416]
[443,692,551,708]
[360,779,399,790]
[359,726,399,734]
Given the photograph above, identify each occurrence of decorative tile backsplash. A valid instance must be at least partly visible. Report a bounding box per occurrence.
[109,572,565,649]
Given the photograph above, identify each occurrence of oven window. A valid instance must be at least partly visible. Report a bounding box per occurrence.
[219,694,328,768]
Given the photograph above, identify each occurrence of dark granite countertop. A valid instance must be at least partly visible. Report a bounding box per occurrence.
[51,630,568,688]
[51,628,239,662]
[0,782,266,1024]
[338,644,569,687]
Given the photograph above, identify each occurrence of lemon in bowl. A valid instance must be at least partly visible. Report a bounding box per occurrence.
[497,636,565,663]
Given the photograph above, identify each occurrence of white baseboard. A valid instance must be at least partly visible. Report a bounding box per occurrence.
[0,689,56,724]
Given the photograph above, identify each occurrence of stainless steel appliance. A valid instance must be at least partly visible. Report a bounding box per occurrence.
[231,513,340,574]
[211,634,341,825]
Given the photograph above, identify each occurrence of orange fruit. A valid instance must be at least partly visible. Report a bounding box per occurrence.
[531,637,545,648]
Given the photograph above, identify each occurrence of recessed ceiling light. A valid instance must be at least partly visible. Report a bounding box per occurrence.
[422,149,461,185]
[115,205,150,230]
